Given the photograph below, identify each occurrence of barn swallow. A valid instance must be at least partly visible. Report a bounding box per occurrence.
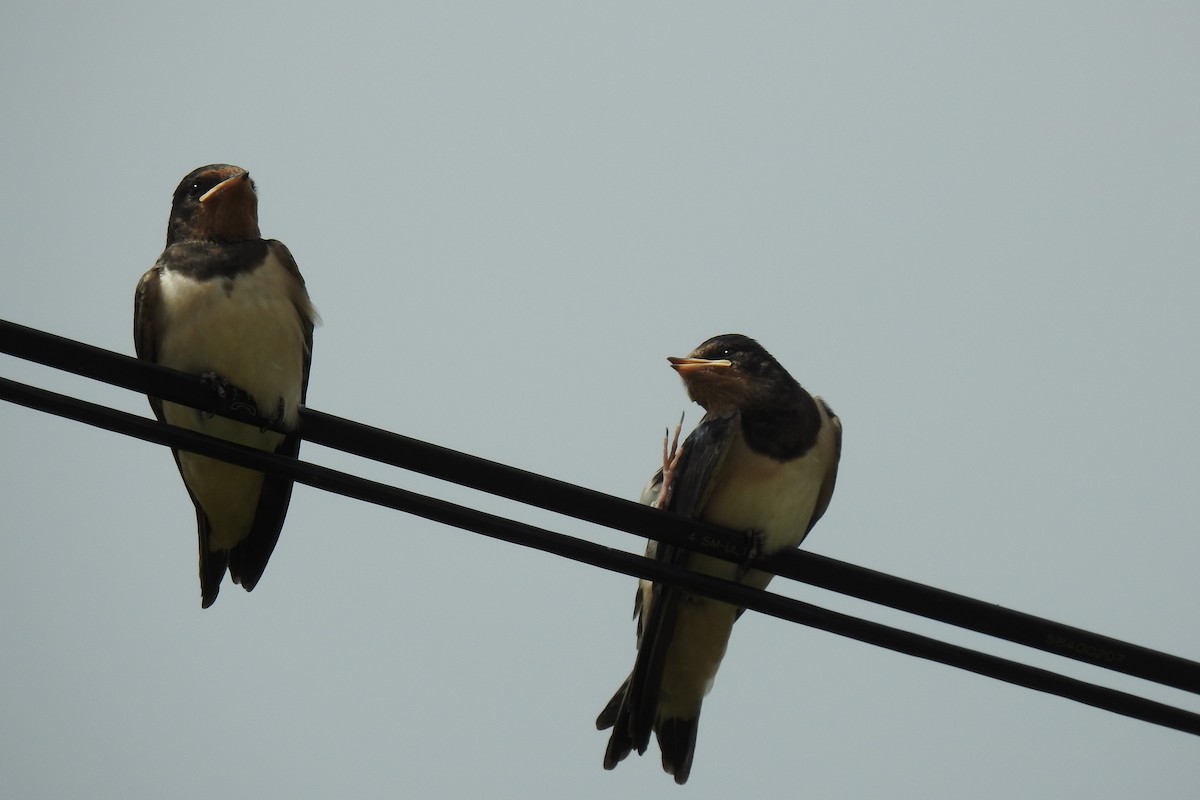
[134,164,318,608]
[597,334,842,784]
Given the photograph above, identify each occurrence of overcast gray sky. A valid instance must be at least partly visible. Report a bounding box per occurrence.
[3,3,1198,797]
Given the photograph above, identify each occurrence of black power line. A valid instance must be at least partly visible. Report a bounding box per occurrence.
[3,317,1198,695]
[3,372,1200,738]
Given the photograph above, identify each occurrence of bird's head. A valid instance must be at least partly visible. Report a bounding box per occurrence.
[668,334,799,413]
[166,164,261,245]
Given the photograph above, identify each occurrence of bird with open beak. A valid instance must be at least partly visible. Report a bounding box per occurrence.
[597,333,842,784]
[134,164,318,608]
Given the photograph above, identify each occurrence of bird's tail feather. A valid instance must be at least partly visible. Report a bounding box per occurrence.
[197,510,227,609]
[657,716,699,785]
[598,676,636,769]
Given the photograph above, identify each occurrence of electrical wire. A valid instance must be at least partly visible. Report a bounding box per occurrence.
[3,317,1198,695]
[3,317,1200,737]
[3,372,1200,737]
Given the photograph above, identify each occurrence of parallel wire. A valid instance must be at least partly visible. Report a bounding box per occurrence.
[3,372,1200,737]
[3,318,1198,694]
[3,317,1200,734]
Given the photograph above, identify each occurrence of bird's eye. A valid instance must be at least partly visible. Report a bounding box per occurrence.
[187,183,203,198]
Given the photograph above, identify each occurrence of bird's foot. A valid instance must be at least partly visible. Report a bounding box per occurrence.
[201,372,260,420]
[735,529,766,580]
[655,412,686,510]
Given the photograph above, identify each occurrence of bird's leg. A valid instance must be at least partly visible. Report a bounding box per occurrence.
[655,412,686,510]
[200,371,259,420]
[735,529,767,580]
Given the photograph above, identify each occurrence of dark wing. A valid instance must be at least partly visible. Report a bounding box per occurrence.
[599,411,738,770]
[661,412,737,517]
[268,239,321,360]
[805,398,842,535]
[133,264,166,423]
[225,240,317,595]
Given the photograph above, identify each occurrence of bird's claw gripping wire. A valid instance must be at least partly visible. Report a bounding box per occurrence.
[201,372,260,421]
[735,529,767,581]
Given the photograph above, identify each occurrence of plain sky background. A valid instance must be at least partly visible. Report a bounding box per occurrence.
[2,3,1198,797]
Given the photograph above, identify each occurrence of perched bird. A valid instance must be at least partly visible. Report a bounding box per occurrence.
[597,334,842,784]
[134,164,318,608]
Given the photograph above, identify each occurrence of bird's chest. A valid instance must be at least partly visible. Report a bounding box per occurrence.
[156,255,306,427]
[702,437,825,558]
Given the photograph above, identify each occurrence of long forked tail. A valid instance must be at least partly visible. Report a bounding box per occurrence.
[597,676,701,784]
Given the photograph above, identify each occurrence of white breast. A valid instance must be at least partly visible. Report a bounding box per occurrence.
[155,250,310,433]
[706,438,826,548]
[686,417,836,591]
